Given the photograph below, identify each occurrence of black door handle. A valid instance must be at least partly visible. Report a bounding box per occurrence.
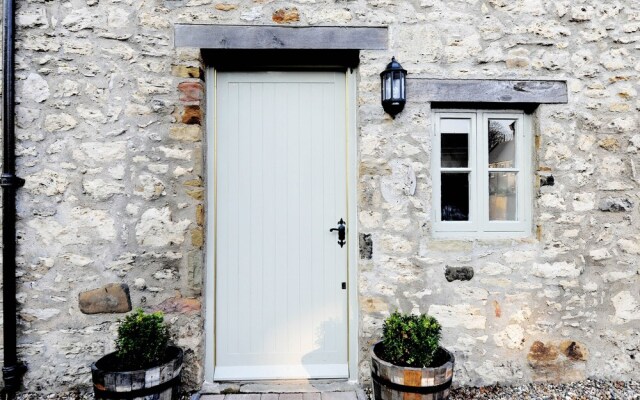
[329,218,346,248]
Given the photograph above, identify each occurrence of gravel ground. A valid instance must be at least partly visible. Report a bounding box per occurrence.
[363,379,640,400]
[13,379,640,399]
[448,379,640,400]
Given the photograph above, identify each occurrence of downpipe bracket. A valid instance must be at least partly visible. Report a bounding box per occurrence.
[0,174,24,189]
[2,362,27,395]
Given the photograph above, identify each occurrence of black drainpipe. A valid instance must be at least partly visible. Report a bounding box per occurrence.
[2,0,27,396]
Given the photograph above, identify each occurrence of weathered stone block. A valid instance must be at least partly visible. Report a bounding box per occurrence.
[618,238,640,255]
[241,6,262,22]
[589,248,611,261]
[188,251,203,292]
[61,8,101,32]
[24,169,70,196]
[559,341,588,361]
[178,82,203,102]
[445,266,474,282]
[493,324,525,349]
[572,192,595,211]
[528,341,559,365]
[599,197,633,212]
[22,73,50,103]
[151,294,201,314]
[184,178,203,187]
[17,7,48,28]
[73,141,127,164]
[16,106,40,128]
[359,233,372,260]
[158,146,192,160]
[532,262,582,279]
[108,8,130,28]
[136,207,191,247]
[196,204,205,226]
[570,6,594,22]
[44,113,77,132]
[83,178,125,200]
[186,189,205,200]
[361,297,388,313]
[272,8,299,23]
[506,48,530,69]
[306,8,352,24]
[427,304,486,330]
[63,40,93,55]
[137,77,173,95]
[215,3,237,11]
[612,291,640,322]
[181,105,202,125]
[134,175,166,200]
[527,340,587,383]
[172,66,201,78]
[78,283,132,314]
[19,35,60,51]
[427,240,473,252]
[378,234,412,254]
[191,227,204,248]
[20,308,61,321]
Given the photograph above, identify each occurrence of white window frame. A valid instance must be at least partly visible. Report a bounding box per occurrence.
[432,109,533,239]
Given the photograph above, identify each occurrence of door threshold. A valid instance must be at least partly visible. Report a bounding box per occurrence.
[201,379,361,394]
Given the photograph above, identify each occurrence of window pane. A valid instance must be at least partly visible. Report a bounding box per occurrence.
[489,172,517,221]
[488,119,516,168]
[441,173,469,221]
[441,133,468,168]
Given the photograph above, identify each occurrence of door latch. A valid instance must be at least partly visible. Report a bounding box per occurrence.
[329,218,346,248]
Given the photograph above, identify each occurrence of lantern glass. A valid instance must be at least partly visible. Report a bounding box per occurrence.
[392,72,401,100]
[384,74,392,101]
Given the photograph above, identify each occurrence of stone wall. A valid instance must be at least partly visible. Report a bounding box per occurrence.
[356,0,640,385]
[3,0,639,394]
[9,0,207,392]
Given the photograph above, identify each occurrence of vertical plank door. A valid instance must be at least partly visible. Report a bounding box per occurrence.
[215,71,348,380]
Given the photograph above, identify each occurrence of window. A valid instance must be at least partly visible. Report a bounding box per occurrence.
[432,110,532,238]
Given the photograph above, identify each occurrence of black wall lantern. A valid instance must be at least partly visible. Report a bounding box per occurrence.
[380,57,407,118]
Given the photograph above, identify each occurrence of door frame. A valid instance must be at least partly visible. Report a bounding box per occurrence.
[203,67,359,383]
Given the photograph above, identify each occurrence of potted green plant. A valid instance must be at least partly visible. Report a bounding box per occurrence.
[91,308,183,400]
[371,311,455,400]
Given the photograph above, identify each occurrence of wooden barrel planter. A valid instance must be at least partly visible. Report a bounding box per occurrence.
[91,346,183,400]
[371,342,455,400]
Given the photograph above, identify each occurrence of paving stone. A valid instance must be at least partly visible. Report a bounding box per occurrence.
[302,393,321,400]
[321,393,357,400]
[226,394,261,400]
[279,394,303,400]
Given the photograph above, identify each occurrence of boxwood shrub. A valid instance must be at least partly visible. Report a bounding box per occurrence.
[382,311,442,368]
[115,308,169,370]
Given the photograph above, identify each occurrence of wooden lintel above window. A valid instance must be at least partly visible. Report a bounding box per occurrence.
[174,24,388,50]
[409,79,568,104]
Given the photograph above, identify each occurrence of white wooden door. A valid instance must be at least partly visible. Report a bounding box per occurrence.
[214,71,348,380]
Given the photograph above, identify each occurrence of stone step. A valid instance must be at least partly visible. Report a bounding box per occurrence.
[200,393,358,400]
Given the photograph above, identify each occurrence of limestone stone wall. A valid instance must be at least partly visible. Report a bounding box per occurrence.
[4,0,640,394]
